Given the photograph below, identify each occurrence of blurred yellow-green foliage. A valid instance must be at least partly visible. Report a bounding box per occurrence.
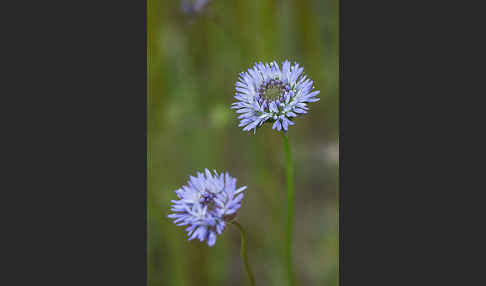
[148,0,338,285]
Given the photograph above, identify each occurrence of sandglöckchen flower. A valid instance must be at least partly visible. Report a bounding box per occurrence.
[168,169,247,246]
[181,0,211,15]
[232,60,320,133]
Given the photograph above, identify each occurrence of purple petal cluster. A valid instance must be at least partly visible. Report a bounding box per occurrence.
[168,169,247,246]
[232,60,320,133]
[181,0,211,15]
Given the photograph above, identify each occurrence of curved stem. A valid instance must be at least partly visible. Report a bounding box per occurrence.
[282,133,295,286]
[231,221,256,286]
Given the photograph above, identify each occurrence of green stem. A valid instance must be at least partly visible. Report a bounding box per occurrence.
[282,133,295,286]
[231,221,256,286]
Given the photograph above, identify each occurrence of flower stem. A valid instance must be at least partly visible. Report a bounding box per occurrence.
[231,221,256,286]
[282,132,295,286]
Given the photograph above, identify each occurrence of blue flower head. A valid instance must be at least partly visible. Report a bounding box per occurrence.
[181,0,211,15]
[232,60,320,133]
[168,169,247,247]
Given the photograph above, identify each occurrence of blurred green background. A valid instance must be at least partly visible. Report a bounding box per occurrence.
[148,0,338,285]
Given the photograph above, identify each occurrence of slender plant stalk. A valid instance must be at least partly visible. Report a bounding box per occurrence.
[231,221,256,286]
[282,132,295,286]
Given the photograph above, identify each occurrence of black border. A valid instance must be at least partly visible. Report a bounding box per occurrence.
[9,0,148,284]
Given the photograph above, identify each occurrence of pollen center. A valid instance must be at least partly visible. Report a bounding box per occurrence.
[263,87,282,101]
[200,191,217,211]
[257,79,290,103]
